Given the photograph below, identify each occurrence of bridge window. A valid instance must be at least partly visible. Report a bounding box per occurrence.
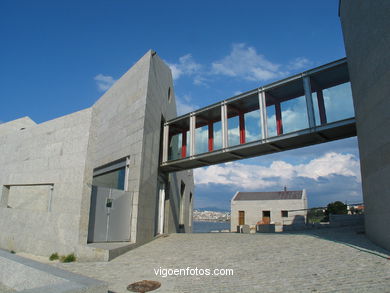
[281,96,309,133]
[244,109,261,143]
[227,115,240,146]
[309,62,354,126]
[195,124,209,154]
[312,82,354,124]
[266,105,277,137]
[213,121,222,150]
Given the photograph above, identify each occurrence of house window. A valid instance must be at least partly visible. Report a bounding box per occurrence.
[92,157,129,191]
[281,210,288,218]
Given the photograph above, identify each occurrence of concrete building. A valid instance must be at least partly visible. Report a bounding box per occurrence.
[231,189,307,232]
[0,50,194,261]
[339,0,390,250]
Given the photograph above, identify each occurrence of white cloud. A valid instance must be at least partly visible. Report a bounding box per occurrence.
[211,43,286,82]
[166,54,202,82]
[168,44,312,86]
[94,74,116,92]
[176,94,198,116]
[194,152,361,190]
[296,152,360,181]
[287,57,313,71]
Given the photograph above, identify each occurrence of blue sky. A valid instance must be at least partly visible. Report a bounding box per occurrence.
[0,0,362,209]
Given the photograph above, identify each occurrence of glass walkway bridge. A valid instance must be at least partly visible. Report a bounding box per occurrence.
[160,58,356,172]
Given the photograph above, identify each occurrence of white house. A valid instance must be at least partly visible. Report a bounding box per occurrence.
[231,189,308,232]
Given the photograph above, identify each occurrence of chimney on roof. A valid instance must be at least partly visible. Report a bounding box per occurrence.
[284,186,287,192]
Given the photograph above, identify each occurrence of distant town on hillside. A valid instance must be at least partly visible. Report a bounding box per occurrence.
[193,209,231,222]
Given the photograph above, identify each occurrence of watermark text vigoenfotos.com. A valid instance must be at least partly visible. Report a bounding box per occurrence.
[154,267,234,278]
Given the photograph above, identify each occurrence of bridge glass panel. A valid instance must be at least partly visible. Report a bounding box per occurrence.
[227,115,240,146]
[168,131,189,160]
[168,133,181,160]
[213,121,222,150]
[195,125,208,154]
[266,105,277,137]
[244,109,261,142]
[312,82,354,124]
[280,95,309,133]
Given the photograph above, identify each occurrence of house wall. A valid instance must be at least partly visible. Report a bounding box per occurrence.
[339,0,390,250]
[231,198,307,232]
[0,109,92,256]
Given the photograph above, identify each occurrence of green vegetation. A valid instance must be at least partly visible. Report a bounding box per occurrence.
[327,201,348,215]
[322,201,348,221]
[60,253,76,263]
[307,208,326,223]
[49,252,59,261]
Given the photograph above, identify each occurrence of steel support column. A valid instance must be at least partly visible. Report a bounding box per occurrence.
[303,76,316,128]
[189,114,196,156]
[221,103,228,148]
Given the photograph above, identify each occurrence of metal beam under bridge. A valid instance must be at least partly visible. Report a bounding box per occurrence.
[161,58,356,172]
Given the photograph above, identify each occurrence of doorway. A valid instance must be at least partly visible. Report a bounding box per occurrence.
[239,210,245,225]
[262,210,271,224]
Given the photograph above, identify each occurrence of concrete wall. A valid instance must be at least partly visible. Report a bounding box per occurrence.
[0,250,107,293]
[339,0,390,250]
[231,196,307,232]
[0,109,92,257]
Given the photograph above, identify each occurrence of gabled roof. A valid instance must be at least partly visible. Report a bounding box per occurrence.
[233,191,303,201]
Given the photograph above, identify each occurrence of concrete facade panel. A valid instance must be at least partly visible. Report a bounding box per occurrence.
[340,0,390,250]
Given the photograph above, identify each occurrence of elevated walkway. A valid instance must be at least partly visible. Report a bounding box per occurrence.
[161,58,356,172]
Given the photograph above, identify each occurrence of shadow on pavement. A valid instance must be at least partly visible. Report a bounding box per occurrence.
[283,225,390,259]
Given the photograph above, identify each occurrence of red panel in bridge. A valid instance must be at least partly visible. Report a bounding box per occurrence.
[208,122,214,152]
[239,112,246,144]
[181,131,187,158]
[275,103,283,135]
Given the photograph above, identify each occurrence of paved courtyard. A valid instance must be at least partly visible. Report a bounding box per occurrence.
[53,226,390,293]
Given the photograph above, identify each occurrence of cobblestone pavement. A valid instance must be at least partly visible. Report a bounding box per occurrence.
[53,226,390,293]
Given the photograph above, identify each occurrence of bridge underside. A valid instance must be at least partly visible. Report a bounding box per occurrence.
[161,58,356,172]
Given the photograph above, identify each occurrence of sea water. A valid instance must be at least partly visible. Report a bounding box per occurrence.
[192,221,230,233]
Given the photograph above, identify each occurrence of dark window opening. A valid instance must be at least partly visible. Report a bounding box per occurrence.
[92,158,128,190]
[180,181,185,198]
[263,210,271,217]
[281,210,288,218]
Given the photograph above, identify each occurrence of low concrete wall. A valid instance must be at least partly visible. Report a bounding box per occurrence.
[0,250,107,293]
[330,214,364,227]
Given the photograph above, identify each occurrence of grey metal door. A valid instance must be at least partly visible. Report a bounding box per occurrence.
[88,186,132,243]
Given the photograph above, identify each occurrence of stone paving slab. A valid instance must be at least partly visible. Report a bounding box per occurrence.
[53,226,390,293]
